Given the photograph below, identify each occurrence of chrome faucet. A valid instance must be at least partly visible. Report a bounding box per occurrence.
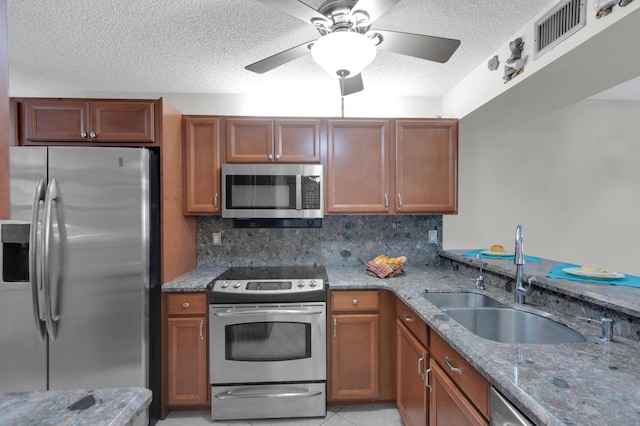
[475,253,485,290]
[513,224,530,303]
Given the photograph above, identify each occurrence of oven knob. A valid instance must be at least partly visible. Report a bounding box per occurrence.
[220,281,229,288]
[297,280,305,288]
[233,282,242,288]
[309,280,317,287]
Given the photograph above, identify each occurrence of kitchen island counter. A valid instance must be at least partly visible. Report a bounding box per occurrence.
[0,387,151,426]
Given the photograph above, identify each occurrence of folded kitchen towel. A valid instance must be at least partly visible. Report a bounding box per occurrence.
[547,263,640,288]
[463,249,542,262]
[365,261,406,279]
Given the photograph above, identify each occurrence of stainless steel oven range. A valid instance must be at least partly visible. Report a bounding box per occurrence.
[209,266,327,421]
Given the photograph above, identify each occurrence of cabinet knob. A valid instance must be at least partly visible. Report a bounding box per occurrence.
[403,312,414,323]
[275,154,280,160]
[89,131,96,139]
[352,299,359,305]
[81,131,87,138]
[397,193,403,209]
[268,154,273,160]
[182,302,190,308]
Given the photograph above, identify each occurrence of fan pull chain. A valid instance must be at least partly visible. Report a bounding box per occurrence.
[341,96,345,118]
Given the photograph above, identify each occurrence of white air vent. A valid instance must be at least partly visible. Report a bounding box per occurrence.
[534,0,586,58]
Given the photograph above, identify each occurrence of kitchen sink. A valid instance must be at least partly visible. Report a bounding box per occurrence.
[423,292,506,309]
[443,307,586,344]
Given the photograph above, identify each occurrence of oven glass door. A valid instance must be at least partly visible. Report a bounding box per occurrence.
[210,304,326,384]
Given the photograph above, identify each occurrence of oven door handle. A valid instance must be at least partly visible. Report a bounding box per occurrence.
[213,309,323,316]
[214,388,322,400]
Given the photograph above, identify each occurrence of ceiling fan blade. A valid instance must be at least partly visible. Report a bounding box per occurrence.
[370,29,461,63]
[245,40,316,74]
[255,0,330,25]
[340,73,364,96]
[351,0,401,24]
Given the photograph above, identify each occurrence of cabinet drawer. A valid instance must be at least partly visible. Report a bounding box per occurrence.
[331,290,379,312]
[430,330,489,419]
[167,293,208,315]
[396,298,428,348]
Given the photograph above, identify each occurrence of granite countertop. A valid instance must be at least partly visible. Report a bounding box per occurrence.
[0,387,151,426]
[161,255,640,426]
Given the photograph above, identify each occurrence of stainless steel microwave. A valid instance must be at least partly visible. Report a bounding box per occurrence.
[222,164,323,219]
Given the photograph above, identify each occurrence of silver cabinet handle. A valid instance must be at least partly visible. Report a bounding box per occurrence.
[402,312,414,323]
[397,193,403,209]
[352,298,359,305]
[89,131,96,139]
[268,153,274,160]
[214,193,219,208]
[199,319,204,340]
[333,317,337,337]
[384,193,389,210]
[80,131,87,138]
[444,356,462,375]
[275,153,281,160]
[182,302,190,308]
[425,366,432,392]
[418,355,425,379]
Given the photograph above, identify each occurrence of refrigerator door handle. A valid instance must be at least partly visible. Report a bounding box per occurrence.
[42,177,60,340]
[29,177,47,340]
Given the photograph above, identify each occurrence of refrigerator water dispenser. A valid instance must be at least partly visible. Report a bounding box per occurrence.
[0,221,30,283]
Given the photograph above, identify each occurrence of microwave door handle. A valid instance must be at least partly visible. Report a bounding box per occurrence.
[296,175,302,210]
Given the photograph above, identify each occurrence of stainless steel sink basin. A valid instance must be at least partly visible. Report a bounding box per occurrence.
[423,292,505,309]
[443,307,586,344]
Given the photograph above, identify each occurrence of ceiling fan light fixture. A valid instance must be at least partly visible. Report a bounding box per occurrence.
[311,31,376,78]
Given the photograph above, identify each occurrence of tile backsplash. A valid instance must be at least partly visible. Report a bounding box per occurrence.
[197,215,443,267]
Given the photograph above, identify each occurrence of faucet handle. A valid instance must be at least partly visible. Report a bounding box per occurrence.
[577,316,614,341]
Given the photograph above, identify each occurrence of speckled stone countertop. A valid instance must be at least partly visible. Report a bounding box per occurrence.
[0,387,151,426]
[161,255,640,426]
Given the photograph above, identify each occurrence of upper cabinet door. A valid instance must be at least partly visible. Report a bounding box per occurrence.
[22,99,158,144]
[275,119,321,163]
[225,117,321,163]
[24,99,89,142]
[395,119,458,214]
[326,119,391,214]
[183,116,222,215]
[90,101,156,143]
[224,117,274,162]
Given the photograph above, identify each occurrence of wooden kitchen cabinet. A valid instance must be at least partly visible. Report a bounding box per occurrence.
[22,98,157,144]
[183,116,222,215]
[329,290,380,400]
[224,117,321,163]
[326,119,391,213]
[165,292,209,407]
[429,330,489,425]
[395,119,458,214]
[396,298,429,426]
[325,118,458,214]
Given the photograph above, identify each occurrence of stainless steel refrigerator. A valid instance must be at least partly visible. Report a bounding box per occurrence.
[1,146,160,424]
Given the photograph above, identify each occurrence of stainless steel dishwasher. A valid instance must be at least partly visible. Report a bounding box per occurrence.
[490,387,534,426]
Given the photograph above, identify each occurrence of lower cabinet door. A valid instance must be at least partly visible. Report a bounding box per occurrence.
[430,361,488,426]
[396,320,428,426]
[330,313,380,400]
[167,316,208,405]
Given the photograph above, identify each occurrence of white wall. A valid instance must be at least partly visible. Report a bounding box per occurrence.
[444,99,640,276]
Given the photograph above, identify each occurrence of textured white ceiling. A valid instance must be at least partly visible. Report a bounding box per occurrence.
[8,0,565,98]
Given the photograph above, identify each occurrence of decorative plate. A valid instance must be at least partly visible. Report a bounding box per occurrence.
[563,267,625,279]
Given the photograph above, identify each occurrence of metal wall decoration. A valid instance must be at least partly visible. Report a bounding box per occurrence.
[503,37,528,83]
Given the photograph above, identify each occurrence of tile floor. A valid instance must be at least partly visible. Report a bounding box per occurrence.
[157,404,403,426]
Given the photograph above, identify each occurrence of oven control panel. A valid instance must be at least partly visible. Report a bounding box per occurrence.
[212,278,324,295]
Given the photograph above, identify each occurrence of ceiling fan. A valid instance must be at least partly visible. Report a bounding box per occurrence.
[245,0,461,96]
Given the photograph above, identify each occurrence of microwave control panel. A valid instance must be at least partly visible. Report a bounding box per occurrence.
[301,176,321,210]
